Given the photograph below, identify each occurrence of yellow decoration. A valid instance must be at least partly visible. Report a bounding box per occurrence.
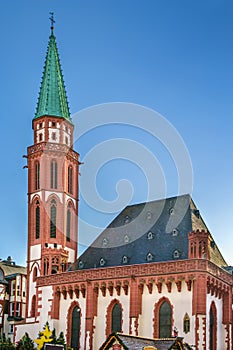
[34,324,53,350]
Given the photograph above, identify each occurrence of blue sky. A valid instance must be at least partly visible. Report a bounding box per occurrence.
[0,0,233,266]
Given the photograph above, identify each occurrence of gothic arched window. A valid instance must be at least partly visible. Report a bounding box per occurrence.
[66,203,71,242]
[183,313,190,333]
[35,162,40,190]
[68,166,73,194]
[71,305,81,350]
[159,301,172,338]
[209,302,217,350]
[111,303,122,333]
[33,266,38,282]
[50,160,58,189]
[50,199,57,238]
[35,200,40,239]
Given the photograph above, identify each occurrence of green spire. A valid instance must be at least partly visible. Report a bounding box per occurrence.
[34,28,71,121]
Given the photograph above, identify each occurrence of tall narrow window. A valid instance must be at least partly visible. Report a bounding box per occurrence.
[183,313,190,333]
[16,302,20,317]
[31,295,36,317]
[50,199,57,238]
[66,203,71,242]
[68,166,73,194]
[209,302,217,350]
[159,301,172,338]
[35,162,40,190]
[111,303,122,333]
[50,160,58,189]
[33,267,38,282]
[71,306,81,350]
[35,201,40,239]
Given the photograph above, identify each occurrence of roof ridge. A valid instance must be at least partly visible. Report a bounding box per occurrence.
[124,193,191,210]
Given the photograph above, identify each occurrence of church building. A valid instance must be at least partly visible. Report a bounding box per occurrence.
[15,21,233,350]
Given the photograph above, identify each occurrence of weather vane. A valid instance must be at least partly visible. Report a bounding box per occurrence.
[49,12,55,32]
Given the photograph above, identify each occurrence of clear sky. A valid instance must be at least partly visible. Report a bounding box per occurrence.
[0,0,233,266]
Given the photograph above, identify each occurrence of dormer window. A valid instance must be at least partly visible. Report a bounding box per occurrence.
[146,252,153,262]
[147,231,153,240]
[147,211,152,220]
[169,208,174,215]
[173,250,181,259]
[124,215,130,224]
[79,261,84,269]
[122,256,128,264]
[102,238,108,247]
[172,228,179,236]
[124,235,129,243]
[100,258,106,267]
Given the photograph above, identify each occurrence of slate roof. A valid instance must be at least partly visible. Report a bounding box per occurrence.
[0,260,26,281]
[34,28,71,121]
[71,194,227,271]
[99,333,192,350]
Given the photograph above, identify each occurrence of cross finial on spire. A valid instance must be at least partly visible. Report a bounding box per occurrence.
[49,12,55,33]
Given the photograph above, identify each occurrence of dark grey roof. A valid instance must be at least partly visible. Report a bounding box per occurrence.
[71,194,226,271]
[99,333,192,350]
[0,261,26,278]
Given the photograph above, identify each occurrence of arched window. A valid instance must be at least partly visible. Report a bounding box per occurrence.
[35,200,40,239]
[159,301,172,338]
[33,267,38,282]
[68,166,73,194]
[183,313,190,333]
[209,302,217,350]
[35,162,40,190]
[31,295,36,317]
[50,160,58,189]
[43,258,49,275]
[111,303,122,333]
[66,203,71,242]
[71,305,81,350]
[50,199,57,238]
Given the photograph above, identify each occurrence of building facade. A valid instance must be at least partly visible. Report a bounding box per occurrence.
[0,257,26,342]
[15,24,233,350]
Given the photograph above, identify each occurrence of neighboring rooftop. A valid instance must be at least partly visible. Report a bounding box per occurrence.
[99,333,192,350]
[0,256,26,280]
[71,194,227,271]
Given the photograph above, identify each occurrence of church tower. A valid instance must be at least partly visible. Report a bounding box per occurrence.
[26,18,79,318]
